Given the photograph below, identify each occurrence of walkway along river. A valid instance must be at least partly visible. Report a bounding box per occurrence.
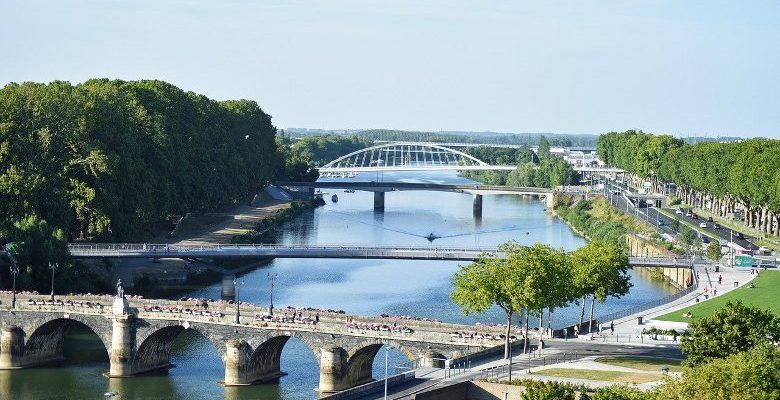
[3,171,676,400]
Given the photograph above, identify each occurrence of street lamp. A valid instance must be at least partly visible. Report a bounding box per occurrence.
[49,262,59,301]
[267,273,278,315]
[383,344,396,400]
[233,279,245,324]
[9,261,18,309]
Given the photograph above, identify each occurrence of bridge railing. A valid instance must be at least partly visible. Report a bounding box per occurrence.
[66,243,503,254]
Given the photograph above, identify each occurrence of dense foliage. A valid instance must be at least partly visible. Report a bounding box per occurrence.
[289,135,371,166]
[337,129,595,146]
[680,300,780,366]
[451,240,629,356]
[597,130,780,236]
[461,139,580,188]
[0,79,284,241]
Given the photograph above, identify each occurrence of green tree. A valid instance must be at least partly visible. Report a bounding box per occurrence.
[659,344,780,400]
[590,386,651,400]
[571,240,631,334]
[537,136,551,159]
[706,241,722,261]
[451,242,527,359]
[680,300,780,366]
[9,214,70,292]
[518,379,577,400]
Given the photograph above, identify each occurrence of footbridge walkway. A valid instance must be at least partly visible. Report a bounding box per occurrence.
[66,243,706,268]
[0,293,517,392]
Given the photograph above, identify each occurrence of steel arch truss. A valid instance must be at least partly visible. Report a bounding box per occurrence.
[322,142,489,170]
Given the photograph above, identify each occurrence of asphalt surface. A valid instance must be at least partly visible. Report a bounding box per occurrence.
[356,340,683,400]
[600,179,757,250]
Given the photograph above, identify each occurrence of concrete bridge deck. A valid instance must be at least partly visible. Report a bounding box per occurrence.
[0,294,519,392]
[66,243,707,268]
[277,181,553,196]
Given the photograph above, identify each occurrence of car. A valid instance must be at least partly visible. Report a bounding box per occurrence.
[685,211,692,217]
[713,223,721,229]
[699,222,707,228]
[707,216,714,222]
[613,191,621,195]
[692,213,699,219]
[658,220,665,226]
[675,209,683,215]
[737,232,745,239]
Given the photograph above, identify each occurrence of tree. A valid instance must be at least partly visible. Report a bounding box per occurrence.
[590,386,651,400]
[451,242,527,359]
[680,300,780,366]
[706,241,722,261]
[571,240,631,334]
[658,344,780,400]
[9,214,70,292]
[537,136,551,159]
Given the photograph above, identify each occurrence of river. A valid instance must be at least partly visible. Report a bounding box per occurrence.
[4,171,676,400]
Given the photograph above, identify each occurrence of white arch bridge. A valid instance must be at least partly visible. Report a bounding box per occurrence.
[319,142,623,174]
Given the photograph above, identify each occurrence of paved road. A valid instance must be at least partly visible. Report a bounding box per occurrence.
[600,179,757,250]
[356,340,683,400]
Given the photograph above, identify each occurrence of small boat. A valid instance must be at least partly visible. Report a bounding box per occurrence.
[331,194,339,202]
[104,392,119,398]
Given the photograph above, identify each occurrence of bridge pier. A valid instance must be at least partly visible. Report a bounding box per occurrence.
[318,346,350,393]
[108,317,134,377]
[223,339,253,385]
[472,194,483,218]
[0,327,24,369]
[373,192,385,212]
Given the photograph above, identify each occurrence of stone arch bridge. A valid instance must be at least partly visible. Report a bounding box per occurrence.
[0,294,508,392]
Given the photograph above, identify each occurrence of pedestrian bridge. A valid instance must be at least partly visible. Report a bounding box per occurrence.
[66,243,704,268]
[0,294,511,392]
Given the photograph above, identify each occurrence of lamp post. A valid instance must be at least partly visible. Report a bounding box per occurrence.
[383,344,396,400]
[233,279,245,324]
[9,261,18,309]
[49,262,59,301]
[267,273,278,315]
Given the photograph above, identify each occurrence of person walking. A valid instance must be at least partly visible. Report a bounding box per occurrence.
[610,321,614,334]
[718,274,722,285]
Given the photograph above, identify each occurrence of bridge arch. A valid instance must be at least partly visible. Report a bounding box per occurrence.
[322,142,489,169]
[246,333,321,383]
[22,317,111,367]
[132,322,227,375]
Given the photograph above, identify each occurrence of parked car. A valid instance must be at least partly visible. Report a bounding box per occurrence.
[675,209,683,215]
[707,216,714,222]
[685,211,692,217]
[713,223,721,229]
[692,213,699,219]
[737,232,745,239]
[699,222,708,228]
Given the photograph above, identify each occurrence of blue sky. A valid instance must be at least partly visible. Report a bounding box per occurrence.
[1,0,778,138]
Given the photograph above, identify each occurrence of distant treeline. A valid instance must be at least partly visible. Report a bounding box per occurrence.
[0,79,308,242]
[285,128,598,147]
[598,130,780,236]
[461,138,580,188]
[290,135,372,166]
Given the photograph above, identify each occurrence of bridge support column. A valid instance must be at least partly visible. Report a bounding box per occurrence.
[224,339,252,386]
[420,351,445,368]
[108,317,134,377]
[373,192,385,212]
[472,194,483,218]
[318,346,349,393]
[0,327,24,369]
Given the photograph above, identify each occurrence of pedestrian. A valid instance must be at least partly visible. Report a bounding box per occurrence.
[673,331,678,342]
[713,288,717,296]
[610,321,614,334]
[574,324,579,337]
[718,274,722,284]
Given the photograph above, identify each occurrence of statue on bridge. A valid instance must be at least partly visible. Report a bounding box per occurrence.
[116,279,125,298]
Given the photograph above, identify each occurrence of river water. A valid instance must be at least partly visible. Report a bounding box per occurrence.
[4,172,675,400]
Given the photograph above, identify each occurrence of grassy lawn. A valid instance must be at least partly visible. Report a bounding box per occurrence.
[655,271,780,322]
[595,357,683,373]
[531,368,663,384]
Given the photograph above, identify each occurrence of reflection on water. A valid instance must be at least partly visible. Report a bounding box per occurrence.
[5,171,675,399]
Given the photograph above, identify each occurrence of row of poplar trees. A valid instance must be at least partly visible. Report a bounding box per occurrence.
[597,130,780,237]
